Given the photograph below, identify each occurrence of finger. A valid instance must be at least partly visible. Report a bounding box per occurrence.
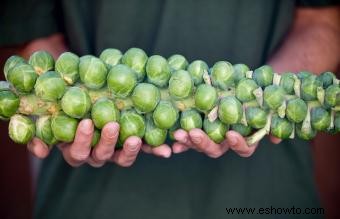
[141,144,153,154]
[27,137,50,159]
[151,144,172,158]
[91,122,119,164]
[172,142,190,154]
[142,144,172,157]
[111,136,142,167]
[269,135,282,144]
[226,131,258,157]
[87,156,105,168]
[60,119,93,166]
[173,129,196,149]
[189,129,227,158]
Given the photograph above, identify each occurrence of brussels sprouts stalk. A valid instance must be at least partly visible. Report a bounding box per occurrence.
[293,75,301,97]
[87,88,112,103]
[246,112,272,145]
[328,109,335,131]
[289,123,295,139]
[277,101,286,118]
[19,95,60,115]
[115,98,134,110]
[246,71,253,79]
[301,102,313,135]
[240,105,248,126]
[253,87,263,107]
[207,105,218,122]
[316,86,325,105]
[172,97,196,111]
[203,70,212,85]
[272,73,281,86]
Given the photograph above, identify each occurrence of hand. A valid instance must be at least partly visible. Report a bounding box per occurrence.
[172,129,282,158]
[27,119,171,167]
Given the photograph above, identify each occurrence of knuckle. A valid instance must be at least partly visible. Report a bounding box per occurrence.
[69,149,89,162]
[94,150,114,162]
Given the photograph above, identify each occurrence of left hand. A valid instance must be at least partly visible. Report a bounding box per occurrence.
[172,129,282,158]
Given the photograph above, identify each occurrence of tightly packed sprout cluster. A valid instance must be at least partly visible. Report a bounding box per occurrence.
[0,48,339,149]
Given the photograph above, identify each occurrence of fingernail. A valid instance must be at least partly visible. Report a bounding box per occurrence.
[228,135,237,146]
[128,142,139,152]
[105,123,118,139]
[80,119,93,134]
[163,150,171,158]
[191,133,201,144]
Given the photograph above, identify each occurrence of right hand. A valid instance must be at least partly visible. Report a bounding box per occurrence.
[27,119,172,167]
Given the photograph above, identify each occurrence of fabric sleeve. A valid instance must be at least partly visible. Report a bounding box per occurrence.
[0,0,59,46]
[296,0,340,7]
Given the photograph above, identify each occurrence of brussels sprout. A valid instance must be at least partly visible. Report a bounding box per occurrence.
[61,87,92,119]
[218,96,242,124]
[297,71,312,81]
[301,75,323,101]
[153,100,178,129]
[79,55,108,89]
[119,110,145,143]
[55,52,80,85]
[107,64,137,98]
[0,91,19,118]
[146,55,171,87]
[131,83,160,113]
[286,98,308,123]
[263,85,285,110]
[91,129,101,147]
[51,112,79,142]
[245,107,267,129]
[317,72,335,88]
[270,114,293,139]
[169,70,193,100]
[203,118,229,143]
[194,84,218,112]
[310,107,331,131]
[28,51,54,75]
[9,114,35,144]
[36,115,58,146]
[335,112,340,133]
[296,122,316,140]
[99,48,122,68]
[34,71,66,101]
[4,55,26,80]
[187,60,209,85]
[324,84,340,108]
[253,65,273,87]
[122,48,148,81]
[231,123,252,137]
[235,78,258,102]
[211,61,235,89]
[144,114,167,147]
[7,63,37,93]
[168,54,188,71]
[180,109,203,131]
[91,97,120,129]
[233,63,250,83]
[279,72,295,94]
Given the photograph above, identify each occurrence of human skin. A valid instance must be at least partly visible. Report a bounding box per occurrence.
[18,6,340,167]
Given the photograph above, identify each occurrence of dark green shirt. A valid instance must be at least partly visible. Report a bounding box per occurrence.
[1,0,338,218]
